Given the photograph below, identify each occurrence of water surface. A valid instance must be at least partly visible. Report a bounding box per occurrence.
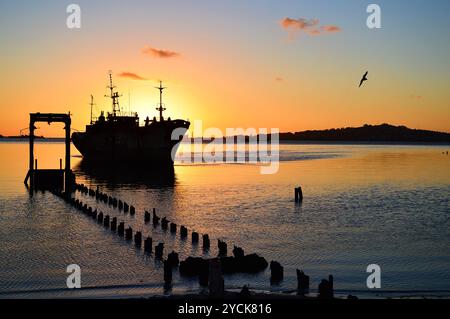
[0,141,449,298]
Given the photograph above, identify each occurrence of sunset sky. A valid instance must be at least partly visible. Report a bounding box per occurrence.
[1,0,449,137]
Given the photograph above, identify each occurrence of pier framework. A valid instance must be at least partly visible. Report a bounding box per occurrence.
[24,113,74,191]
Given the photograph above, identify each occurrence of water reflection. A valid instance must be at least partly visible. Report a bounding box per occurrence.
[73,160,176,187]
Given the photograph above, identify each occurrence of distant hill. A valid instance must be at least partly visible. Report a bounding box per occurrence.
[280,124,450,142]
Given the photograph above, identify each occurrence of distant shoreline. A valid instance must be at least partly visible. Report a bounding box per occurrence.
[1,124,449,144]
[1,137,449,146]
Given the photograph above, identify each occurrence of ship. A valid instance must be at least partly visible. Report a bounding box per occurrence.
[72,73,190,164]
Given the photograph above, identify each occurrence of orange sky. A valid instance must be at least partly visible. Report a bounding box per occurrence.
[1,1,449,137]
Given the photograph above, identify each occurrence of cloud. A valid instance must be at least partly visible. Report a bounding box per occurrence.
[321,25,341,33]
[275,77,284,82]
[279,17,341,37]
[141,46,180,58]
[410,94,423,100]
[118,72,147,80]
[280,17,319,31]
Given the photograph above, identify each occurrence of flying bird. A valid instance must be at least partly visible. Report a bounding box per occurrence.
[359,71,368,87]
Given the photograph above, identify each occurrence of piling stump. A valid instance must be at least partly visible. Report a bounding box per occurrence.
[192,232,199,244]
[203,234,210,250]
[144,237,153,253]
[125,227,133,240]
[134,231,142,247]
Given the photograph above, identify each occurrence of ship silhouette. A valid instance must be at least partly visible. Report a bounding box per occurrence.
[72,73,190,164]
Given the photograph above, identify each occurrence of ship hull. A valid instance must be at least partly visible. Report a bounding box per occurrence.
[72,121,189,164]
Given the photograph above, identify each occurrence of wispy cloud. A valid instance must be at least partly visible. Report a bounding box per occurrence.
[410,94,423,100]
[321,25,341,33]
[141,46,180,58]
[275,77,284,82]
[118,72,147,80]
[279,17,341,38]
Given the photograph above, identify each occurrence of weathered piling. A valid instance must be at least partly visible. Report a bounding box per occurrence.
[118,200,123,210]
[87,206,92,216]
[111,217,117,231]
[144,237,153,253]
[125,227,133,240]
[296,269,310,295]
[124,202,129,213]
[295,186,303,203]
[104,215,110,227]
[118,222,125,236]
[192,231,199,244]
[218,240,227,256]
[144,211,150,223]
[112,198,118,208]
[161,217,169,230]
[163,260,172,285]
[130,205,135,215]
[108,196,113,205]
[167,251,179,267]
[180,226,188,238]
[203,234,210,250]
[134,231,142,247]
[318,275,334,299]
[270,261,284,283]
[152,209,160,226]
[92,209,98,219]
[97,212,104,224]
[155,243,164,259]
[170,222,177,234]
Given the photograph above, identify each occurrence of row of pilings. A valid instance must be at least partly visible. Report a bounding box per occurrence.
[51,183,336,298]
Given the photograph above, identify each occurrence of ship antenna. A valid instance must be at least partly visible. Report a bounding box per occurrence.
[105,71,121,117]
[89,95,96,124]
[155,80,167,121]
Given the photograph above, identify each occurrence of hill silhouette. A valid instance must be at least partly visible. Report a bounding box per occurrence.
[279,124,450,142]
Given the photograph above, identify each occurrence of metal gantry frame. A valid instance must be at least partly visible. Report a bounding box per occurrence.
[24,113,72,190]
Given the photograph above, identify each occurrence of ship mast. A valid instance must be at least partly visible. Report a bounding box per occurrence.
[106,71,121,117]
[155,81,166,121]
[89,95,95,124]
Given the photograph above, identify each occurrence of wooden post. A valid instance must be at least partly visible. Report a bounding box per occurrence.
[29,117,34,188]
[64,115,71,191]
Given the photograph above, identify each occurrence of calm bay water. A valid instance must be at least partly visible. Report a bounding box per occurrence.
[0,140,449,298]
